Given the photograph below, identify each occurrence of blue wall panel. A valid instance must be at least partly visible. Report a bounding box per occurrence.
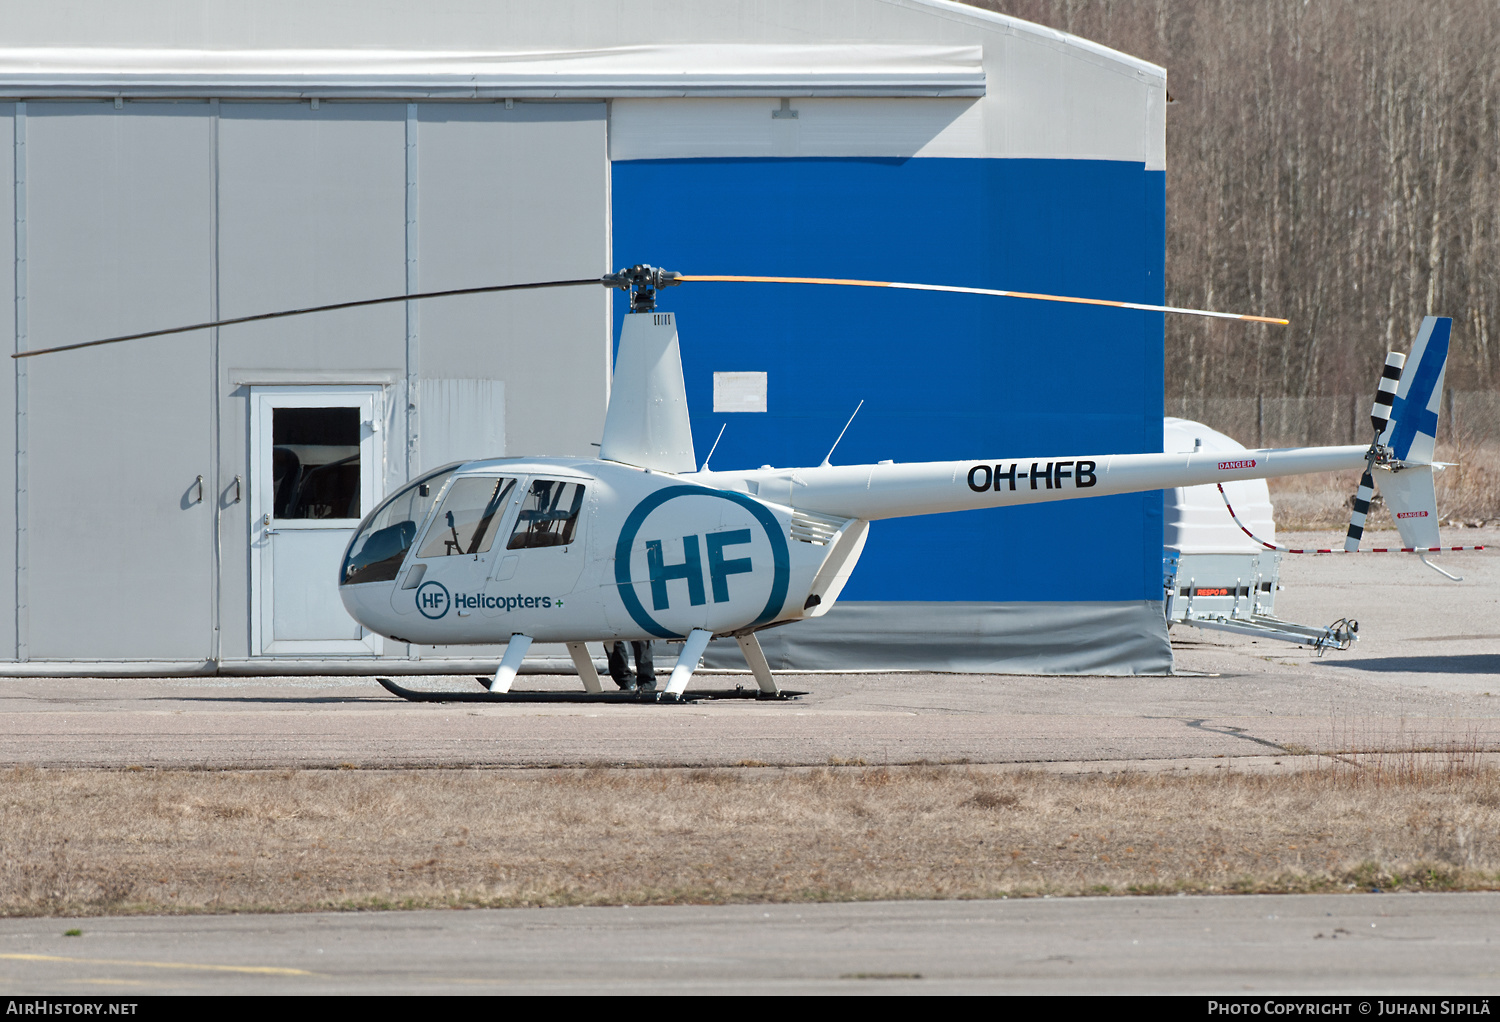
[611,157,1165,602]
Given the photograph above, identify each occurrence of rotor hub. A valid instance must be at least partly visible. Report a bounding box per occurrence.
[602,264,681,313]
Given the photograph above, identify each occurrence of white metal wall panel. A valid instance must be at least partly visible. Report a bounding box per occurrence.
[216,102,407,659]
[414,102,608,461]
[610,97,983,160]
[992,33,1158,167]
[417,378,505,472]
[24,102,214,658]
[216,103,407,354]
[0,106,16,659]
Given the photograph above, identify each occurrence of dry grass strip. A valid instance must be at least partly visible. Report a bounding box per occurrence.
[1268,440,1500,529]
[3,761,1499,916]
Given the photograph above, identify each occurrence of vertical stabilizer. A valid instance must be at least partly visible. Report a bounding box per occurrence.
[1380,316,1451,466]
[1380,466,1442,550]
[598,311,697,473]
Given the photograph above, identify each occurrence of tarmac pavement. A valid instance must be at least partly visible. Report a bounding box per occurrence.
[0,531,1494,770]
[1,894,1497,994]
[0,529,1496,995]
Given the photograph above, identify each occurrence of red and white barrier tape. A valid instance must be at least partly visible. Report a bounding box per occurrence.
[1215,484,1487,553]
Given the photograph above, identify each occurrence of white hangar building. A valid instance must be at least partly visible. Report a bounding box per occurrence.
[0,1,1171,676]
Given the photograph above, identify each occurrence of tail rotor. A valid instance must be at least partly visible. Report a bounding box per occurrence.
[1343,466,1379,553]
[1344,351,1405,552]
[1369,350,1406,438]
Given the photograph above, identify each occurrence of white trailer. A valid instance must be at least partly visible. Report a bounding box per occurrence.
[1161,418,1356,652]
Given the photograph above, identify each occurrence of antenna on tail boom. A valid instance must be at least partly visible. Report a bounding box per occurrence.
[821,400,864,468]
[700,424,728,473]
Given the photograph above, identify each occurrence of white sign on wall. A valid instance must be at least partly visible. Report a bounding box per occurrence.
[713,371,767,413]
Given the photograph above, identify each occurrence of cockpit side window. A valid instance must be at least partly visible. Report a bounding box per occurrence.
[416,476,517,558]
[339,464,459,585]
[507,480,586,550]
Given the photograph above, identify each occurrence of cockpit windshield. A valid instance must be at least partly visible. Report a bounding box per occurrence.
[340,464,460,585]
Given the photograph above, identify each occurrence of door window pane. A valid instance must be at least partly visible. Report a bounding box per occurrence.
[508,480,586,549]
[416,476,517,558]
[273,407,361,519]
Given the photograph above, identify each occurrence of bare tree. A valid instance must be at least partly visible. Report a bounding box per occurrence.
[969,0,1500,399]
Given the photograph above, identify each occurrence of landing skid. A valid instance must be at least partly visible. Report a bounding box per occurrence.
[375,677,803,704]
[375,627,798,705]
[378,629,792,704]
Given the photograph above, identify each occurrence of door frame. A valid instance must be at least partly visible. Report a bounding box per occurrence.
[249,385,386,656]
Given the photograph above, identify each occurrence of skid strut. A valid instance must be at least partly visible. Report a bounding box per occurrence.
[484,634,531,693]
[376,627,799,704]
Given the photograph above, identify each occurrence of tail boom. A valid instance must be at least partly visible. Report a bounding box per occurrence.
[702,445,1370,522]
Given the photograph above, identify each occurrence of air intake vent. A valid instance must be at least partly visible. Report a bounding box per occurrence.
[790,508,848,546]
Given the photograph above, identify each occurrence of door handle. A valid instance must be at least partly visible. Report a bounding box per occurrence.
[262,512,280,536]
[192,475,204,505]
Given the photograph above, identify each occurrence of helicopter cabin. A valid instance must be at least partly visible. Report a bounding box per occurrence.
[0,1,1170,676]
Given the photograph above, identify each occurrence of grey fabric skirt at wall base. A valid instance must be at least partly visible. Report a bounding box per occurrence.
[703,601,1174,676]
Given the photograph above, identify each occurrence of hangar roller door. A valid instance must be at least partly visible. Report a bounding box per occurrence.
[13,99,609,665]
[23,103,215,660]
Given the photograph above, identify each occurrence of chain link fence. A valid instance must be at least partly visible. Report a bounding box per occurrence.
[1170,391,1500,449]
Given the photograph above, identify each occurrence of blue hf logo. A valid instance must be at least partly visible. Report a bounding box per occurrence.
[645,530,753,610]
[416,580,451,619]
[615,485,791,639]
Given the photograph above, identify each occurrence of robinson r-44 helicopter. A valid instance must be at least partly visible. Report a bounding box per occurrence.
[20,266,1478,701]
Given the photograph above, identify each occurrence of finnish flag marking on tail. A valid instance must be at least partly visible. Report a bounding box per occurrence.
[1379,316,1450,554]
[1382,316,1451,465]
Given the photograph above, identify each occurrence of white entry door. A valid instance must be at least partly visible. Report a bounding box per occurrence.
[251,386,385,655]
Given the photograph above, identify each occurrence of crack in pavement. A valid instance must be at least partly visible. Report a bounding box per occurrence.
[1145,717,1292,753]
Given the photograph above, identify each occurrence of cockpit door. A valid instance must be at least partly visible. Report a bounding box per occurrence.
[251,385,384,655]
[482,477,590,615]
[390,474,523,620]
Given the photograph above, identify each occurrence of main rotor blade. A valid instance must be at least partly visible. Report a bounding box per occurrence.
[15,268,1286,360]
[677,275,1289,325]
[12,277,604,359]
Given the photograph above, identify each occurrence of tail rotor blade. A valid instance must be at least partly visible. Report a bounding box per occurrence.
[1346,349,1406,552]
[1344,468,1377,552]
[1369,351,1406,438]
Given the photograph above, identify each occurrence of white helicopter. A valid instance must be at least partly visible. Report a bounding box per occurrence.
[19,266,1473,702]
